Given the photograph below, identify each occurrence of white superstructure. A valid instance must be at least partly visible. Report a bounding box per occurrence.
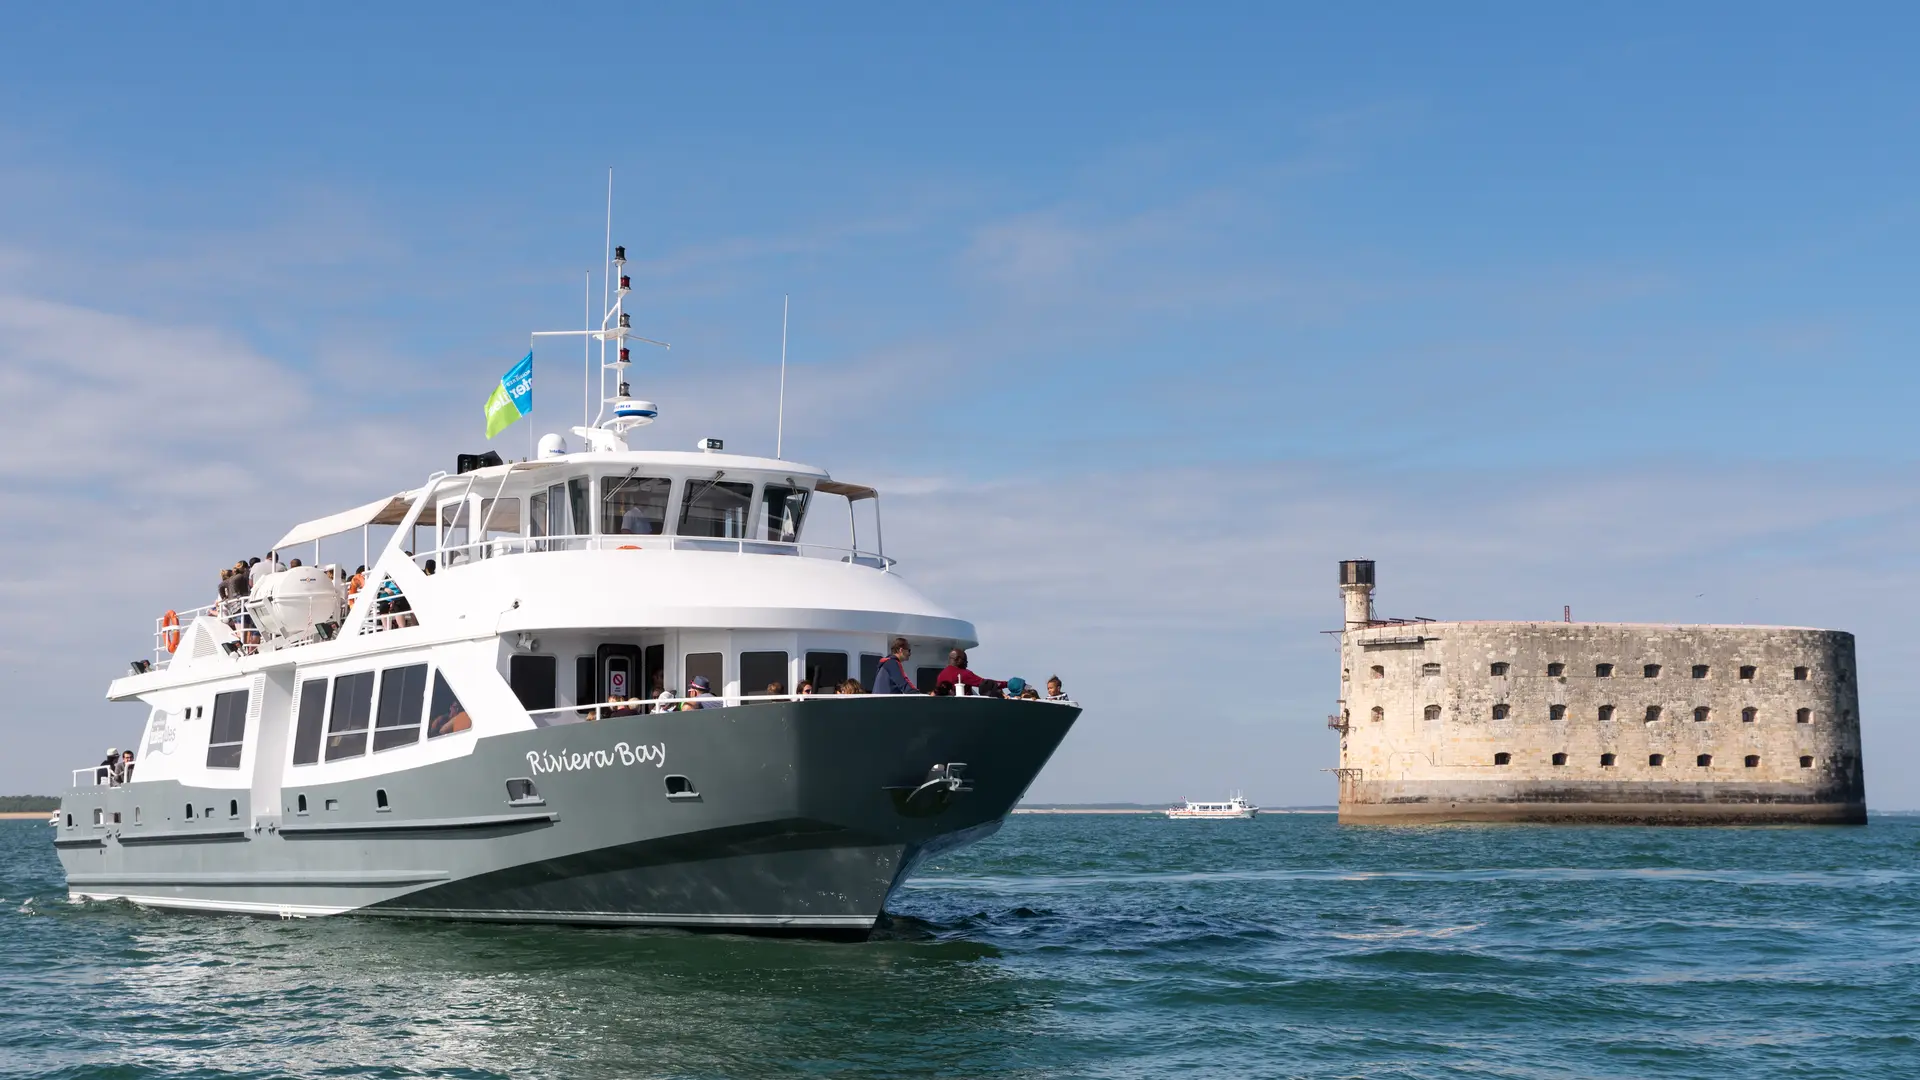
[1165,795,1259,820]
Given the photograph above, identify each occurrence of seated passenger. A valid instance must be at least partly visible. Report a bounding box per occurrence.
[428,703,472,737]
[1046,675,1067,701]
[935,649,1006,697]
[931,681,954,698]
[1006,677,1027,697]
[797,680,814,696]
[681,675,719,709]
[836,679,864,694]
[871,638,921,695]
[1021,687,1041,700]
[97,747,118,784]
[422,559,436,576]
[765,681,785,699]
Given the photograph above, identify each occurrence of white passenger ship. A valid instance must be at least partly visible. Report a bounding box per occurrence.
[1165,795,1259,820]
[55,239,1080,936]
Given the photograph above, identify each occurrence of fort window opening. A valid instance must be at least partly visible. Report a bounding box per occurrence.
[1370,706,1384,724]
[1598,704,1615,722]
[1644,664,1661,678]
[1547,662,1565,677]
[1796,708,1812,724]
[1692,665,1709,679]
[1694,706,1711,723]
[1342,668,1349,682]
[1370,665,1385,679]
[1550,704,1567,721]
[1794,666,1809,681]
[1551,752,1567,766]
[1490,662,1510,676]
[1600,753,1617,767]
[1696,754,1712,767]
[1595,663,1614,678]
[1492,704,1511,720]
[1424,704,1441,721]
[1645,705,1662,722]
[1740,665,1756,680]
[1494,752,1511,766]
[1421,663,1441,677]
[1745,755,1760,768]
[1649,753,1665,767]
[1742,707,1757,723]
[1800,756,1814,768]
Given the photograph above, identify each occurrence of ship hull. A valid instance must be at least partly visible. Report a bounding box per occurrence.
[57,698,1078,935]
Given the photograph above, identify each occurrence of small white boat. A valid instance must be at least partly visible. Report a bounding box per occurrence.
[1166,794,1259,819]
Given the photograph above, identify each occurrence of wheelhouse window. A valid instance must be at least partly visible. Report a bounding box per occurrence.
[205,689,249,769]
[427,671,471,738]
[760,485,811,542]
[292,678,327,765]
[509,655,558,713]
[325,672,376,761]
[478,498,520,542]
[741,651,789,697]
[372,663,429,752]
[567,478,593,537]
[603,474,672,536]
[805,652,848,692]
[679,479,754,538]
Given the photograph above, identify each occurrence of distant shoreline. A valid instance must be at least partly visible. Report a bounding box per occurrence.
[0,811,50,820]
[1014,806,1336,815]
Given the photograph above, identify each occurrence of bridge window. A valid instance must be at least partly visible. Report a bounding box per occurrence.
[1644,664,1661,678]
[325,672,375,760]
[426,671,472,739]
[292,679,328,766]
[1370,706,1384,723]
[679,479,755,538]
[1649,754,1664,767]
[1600,753,1616,767]
[1547,662,1565,677]
[603,475,673,536]
[760,485,811,542]
[1696,754,1712,767]
[1492,704,1510,720]
[1551,752,1567,766]
[1694,706,1711,723]
[1549,704,1566,721]
[1692,665,1709,679]
[1424,704,1441,721]
[741,651,790,698]
[1796,708,1812,724]
[1745,755,1760,768]
[1490,662,1510,676]
[373,663,430,751]
[1493,752,1511,765]
[1595,663,1614,678]
[1742,706,1757,723]
[1598,704,1616,722]
[205,688,250,769]
[1740,665,1756,680]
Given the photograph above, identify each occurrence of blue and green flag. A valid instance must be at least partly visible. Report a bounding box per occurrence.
[484,351,533,438]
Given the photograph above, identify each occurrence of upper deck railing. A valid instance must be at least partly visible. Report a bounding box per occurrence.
[524,689,1076,727]
[413,533,895,573]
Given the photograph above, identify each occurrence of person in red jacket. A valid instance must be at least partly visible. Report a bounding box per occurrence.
[936,648,1006,696]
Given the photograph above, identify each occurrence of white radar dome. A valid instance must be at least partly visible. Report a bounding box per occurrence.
[537,432,569,459]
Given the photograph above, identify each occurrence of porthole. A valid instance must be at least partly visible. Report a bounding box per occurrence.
[296,794,308,815]
[505,778,544,806]
[376,789,390,811]
[228,799,239,819]
[185,804,195,819]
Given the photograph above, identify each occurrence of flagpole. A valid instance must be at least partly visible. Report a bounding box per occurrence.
[776,294,789,459]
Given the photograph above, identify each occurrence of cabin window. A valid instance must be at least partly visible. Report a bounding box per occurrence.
[1547,662,1565,677]
[1595,663,1614,678]
[805,652,849,694]
[1424,705,1441,721]
[205,688,250,769]
[1490,662,1509,676]
[1745,755,1760,768]
[1369,665,1384,679]
[478,497,520,542]
[325,672,375,760]
[1740,665,1756,680]
[292,678,328,766]
[1649,754,1664,767]
[917,666,943,692]
[1796,708,1812,724]
[1644,664,1661,678]
[1370,706,1384,723]
[1493,752,1511,766]
[1421,663,1441,677]
[678,479,755,538]
[1492,704,1510,720]
[1600,753,1616,767]
[1645,705,1662,722]
[438,498,472,554]
[1549,704,1566,721]
[1598,704,1615,722]
[184,805,194,819]
[859,654,883,692]
[1800,756,1814,768]
[110,811,121,825]
[603,474,673,536]
[760,485,811,542]
[665,774,698,797]
[506,778,542,805]
[740,651,790,697]
[228,799,239,819]
[509,655,558,714]
[65,813,73,827]
[1551,752,1567,766]
[426,671,471,738]
[1742,707,1757,723]
[1696,754,1712,767]
[93,808,104,826]
[575,656,597,710]
[1692,665,1710,679]
[529,489,549,542]
[567,478,593,536]
[376,789,390,811]
[296,795,308,814]
[685,652,724,698]
[1694,706,1711,723]
[372,663,430,751]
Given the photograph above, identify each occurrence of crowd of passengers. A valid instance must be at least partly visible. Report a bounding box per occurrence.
[95,747,136,785]
[213,554,444,642]
[584,639,1069,719]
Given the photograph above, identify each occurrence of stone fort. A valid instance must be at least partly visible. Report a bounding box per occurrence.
[1331,560,1865,824]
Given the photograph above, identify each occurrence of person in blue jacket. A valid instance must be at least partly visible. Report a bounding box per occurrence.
[872,638,922,694]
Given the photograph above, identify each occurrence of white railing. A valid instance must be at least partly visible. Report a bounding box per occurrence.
[523,690,1075,727]
[71,763,136,788]
[414,533,895,574]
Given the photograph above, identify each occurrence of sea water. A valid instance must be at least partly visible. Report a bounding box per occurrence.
[2,813,1916,1078]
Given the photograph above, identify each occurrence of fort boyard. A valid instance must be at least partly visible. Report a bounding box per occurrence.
[1330,560,1865,825]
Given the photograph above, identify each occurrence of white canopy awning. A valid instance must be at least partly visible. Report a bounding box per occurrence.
[273,492,420,551]
[817,480,877,501]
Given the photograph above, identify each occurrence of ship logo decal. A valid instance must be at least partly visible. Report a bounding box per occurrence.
[525,741,666,775]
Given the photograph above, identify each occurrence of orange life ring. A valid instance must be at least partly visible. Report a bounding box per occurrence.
[617,545,641,551]
[160,610,182,654]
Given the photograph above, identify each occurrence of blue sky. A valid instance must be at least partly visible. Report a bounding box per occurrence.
[3,5,1918,804]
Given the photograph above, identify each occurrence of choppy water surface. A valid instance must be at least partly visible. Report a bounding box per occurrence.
[3,814,1917,1078]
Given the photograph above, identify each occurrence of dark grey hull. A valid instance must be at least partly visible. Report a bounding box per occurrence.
[58,698,1079,935]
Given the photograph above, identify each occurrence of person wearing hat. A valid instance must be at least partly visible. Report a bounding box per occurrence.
[97,747,119,785]
[1006,677,1027,698]
[681,674,719,710]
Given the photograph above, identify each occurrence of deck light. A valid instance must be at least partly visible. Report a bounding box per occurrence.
[613,245,625,263]
[619,347,629,362]
[620,275,630,290]
[619,313,631,328]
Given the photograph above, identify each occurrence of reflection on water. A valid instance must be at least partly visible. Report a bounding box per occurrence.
[7,816,1920,1079]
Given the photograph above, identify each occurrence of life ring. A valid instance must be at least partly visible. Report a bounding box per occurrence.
[160,610,182,654]
[617,545,641,551]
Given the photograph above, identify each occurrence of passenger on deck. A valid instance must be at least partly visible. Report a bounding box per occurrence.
[936,649,1006,697]
[288,558,303,569]
[119,749,135,782]
[1021,687,1041,700]
[422,559,437,576]
[682,675,719,709]
[872,638,920,694]
[649,672,672,714]
[796,680,814,696]
[764,681,784,699]
[1006,677,1027,698]
[249,555,281,588]
[96,747,118,784]
[931,681,954,698]
[1046,676,1067,701]
[836,679,864,694]
[347,566,367,602]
